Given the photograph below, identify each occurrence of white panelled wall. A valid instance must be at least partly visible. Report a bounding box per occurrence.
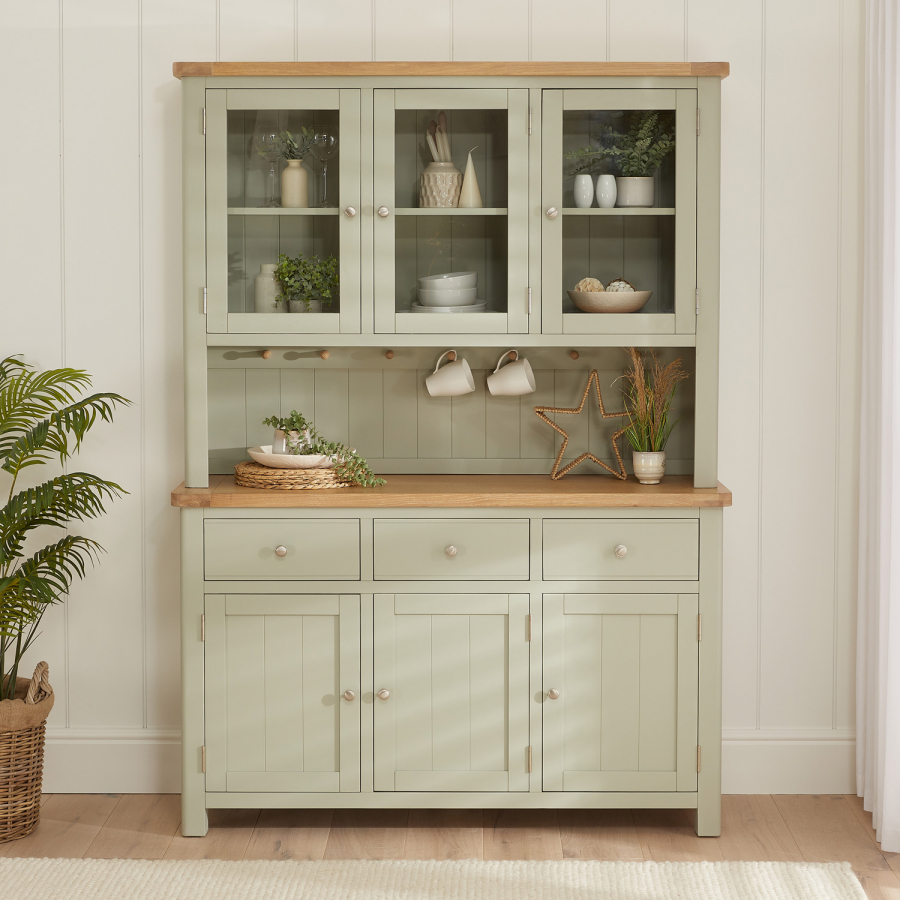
[0,0,863,793]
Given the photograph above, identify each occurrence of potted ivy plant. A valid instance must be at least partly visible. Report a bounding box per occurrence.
[0,356,126,841]
[566,110,675,208]
[274,252,339,314]
[275,127,316,208]
[620,348,688,484]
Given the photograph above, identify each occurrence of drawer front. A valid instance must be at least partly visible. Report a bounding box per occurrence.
[204,519,360,580]
[374,518,530,580]
[543,519,699,581]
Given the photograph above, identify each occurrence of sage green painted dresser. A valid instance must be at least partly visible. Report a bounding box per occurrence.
[172,61,732,838]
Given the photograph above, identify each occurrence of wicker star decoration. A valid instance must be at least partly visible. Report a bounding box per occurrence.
[534,369,630,481]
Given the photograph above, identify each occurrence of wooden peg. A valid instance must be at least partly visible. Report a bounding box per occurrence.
[261,349,272,360]
[509,350,519,361]
[447,351,457,362]
[320,350,330,360]
[569,350,580,360]
[385,350,394,359]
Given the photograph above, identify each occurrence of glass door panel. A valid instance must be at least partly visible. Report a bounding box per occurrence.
[541,89,696,336]
[374,89,528,335]
[206,88,360,335]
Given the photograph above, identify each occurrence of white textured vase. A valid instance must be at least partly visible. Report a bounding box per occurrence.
[289,297,323,314]
[596,174,618,208]
[616,176,655,208]
[573,173,594,208]
[281,160,309,208]
[254,264,281,314]
[633,450,666,485]
[419,161,462,208]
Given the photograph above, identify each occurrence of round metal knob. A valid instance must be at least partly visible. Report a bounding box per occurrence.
[548,688,561,700]
[344,206,357,218]
[342,690,356,701]
[445,545,458,557]
[377,689,390,700]
[377,206,391,218]
[274,545,288,558]
[614,544,628,558]
[545,207,558,219]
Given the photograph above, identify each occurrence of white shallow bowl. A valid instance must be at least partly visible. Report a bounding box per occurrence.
[248,446,334,469]
[410,301,487,314]
[417,286,478,307]
[567,289,652,314]
[417,271,478,291]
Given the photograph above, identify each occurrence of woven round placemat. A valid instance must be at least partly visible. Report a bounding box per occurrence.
[235,460,352,490]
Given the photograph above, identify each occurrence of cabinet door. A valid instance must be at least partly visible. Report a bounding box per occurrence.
[542,593,698,792]
[373,594,530,791]
[205,88,361,335]
[541,89,697,336]
[373,89,529,335]
[204,594,360,793]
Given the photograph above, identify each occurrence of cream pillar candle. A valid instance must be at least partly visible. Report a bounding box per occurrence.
[458,147,483,208]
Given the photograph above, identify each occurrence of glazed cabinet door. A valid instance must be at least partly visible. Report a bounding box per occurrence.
[205,88,361,335]
[373,594,530,791]
[204,594,361,793]
[541,89,697,335]
[542,593,698,792]
[373,89,529,335]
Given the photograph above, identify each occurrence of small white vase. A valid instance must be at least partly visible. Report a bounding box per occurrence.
[254,263,280,314]
[616,176,655,208]
[596,174,617,208]
[281,160,309,208]
[272,429,289,454]
[289,297,323,314]
[419,161,463,208]
[632,450,666,485]
[573,173,594,208]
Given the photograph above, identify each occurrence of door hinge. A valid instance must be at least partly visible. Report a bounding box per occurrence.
[201,614,205,642]
[527,287,532,315]
[528,106,532,135]
[201,746,207,773]
[696,108,700,136]
[203,107,207,135]
[528,745,533,773]
[527,614,533,641]
[695,287,700,316]
[697,745,702,773]
[697,613,702,642]
[203,286,207,315]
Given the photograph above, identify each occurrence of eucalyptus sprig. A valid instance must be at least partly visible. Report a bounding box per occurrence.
[619,348,688,453]
[566,110,675,177]
[274,127,317,161]
[262,410,385,488]
[274,252,339,312]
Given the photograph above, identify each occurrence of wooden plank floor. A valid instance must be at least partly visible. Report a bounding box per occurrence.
[1,796,898,898]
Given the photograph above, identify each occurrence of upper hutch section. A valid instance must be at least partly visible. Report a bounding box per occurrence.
[179,62,726,347]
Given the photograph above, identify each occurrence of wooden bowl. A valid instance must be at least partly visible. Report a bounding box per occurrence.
[567,289,651,314]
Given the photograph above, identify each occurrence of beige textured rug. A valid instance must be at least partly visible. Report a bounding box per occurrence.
[0,858,866,899]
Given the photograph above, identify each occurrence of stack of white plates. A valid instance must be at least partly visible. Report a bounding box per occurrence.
[415,271,485,313]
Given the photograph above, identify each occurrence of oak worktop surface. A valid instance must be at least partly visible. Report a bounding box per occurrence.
[171,474,732,509]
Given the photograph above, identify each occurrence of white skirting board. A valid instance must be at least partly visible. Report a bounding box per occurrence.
[41,729,856,795]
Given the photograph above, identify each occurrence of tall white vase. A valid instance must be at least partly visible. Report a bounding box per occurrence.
[254,263,281,314]
[458,149,483,208]
[281,160,309,208]
[596,174,617,208]
[573,173,594,208]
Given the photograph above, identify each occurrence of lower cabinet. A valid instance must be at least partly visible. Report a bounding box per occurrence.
[204,594,361,793]
[373,593,530,792]
[542,593,699,792]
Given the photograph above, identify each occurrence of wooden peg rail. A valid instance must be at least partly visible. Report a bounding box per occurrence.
[447,351,457,361]
[385,350,394,359]
[569,350,580,360]
[320,350,329,360]
[261,349,272,360]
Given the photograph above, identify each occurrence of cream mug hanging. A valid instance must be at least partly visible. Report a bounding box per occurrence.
[486,350,536,396]
[425,350,475,397]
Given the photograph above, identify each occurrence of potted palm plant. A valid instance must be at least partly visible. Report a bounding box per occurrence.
[0,356,126,841]
[620,348,688,484]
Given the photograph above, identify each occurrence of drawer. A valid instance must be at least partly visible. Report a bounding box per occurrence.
[204,519,360,580]
[374,518,529,580]
[542,518,699,581]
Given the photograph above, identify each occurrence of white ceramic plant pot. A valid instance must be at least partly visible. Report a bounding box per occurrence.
[419,161,463,208]
[281,160,309,208]
[272,429,289,454]
[616,176,655,208]
[254,264,281,314]
[289,297,323,314]
[573,173,594,208]
[632,450,666,485]
[596,174,617,208]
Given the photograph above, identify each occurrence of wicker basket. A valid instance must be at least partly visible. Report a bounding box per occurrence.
[235,460,353,490]
[0,662,53,843]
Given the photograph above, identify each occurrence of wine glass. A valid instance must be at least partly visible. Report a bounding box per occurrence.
[310,132,338,208]
[254,128,281,208]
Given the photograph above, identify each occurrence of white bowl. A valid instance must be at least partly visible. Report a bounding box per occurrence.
[418,286,478,307]
[248,446,334,469]
[417,271,478,291]
[410,301,487,313]
[567,289,652,314]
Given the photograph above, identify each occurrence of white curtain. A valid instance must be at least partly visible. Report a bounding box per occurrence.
[858,0,900,855]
